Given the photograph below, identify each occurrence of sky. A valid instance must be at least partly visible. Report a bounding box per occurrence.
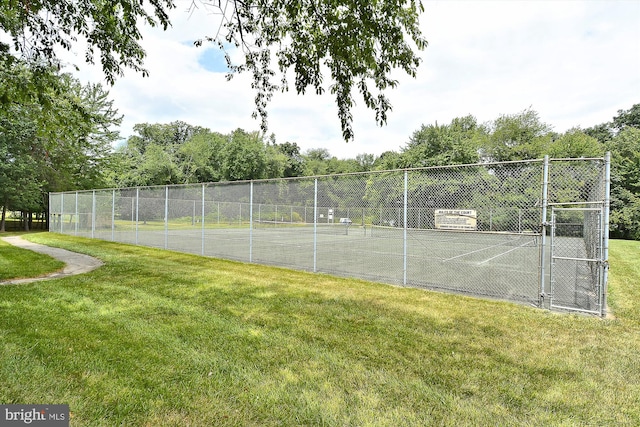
[65,0,640,159]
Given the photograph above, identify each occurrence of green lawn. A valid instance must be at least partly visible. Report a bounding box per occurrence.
[0,235,65,280]
[1,233,639,426]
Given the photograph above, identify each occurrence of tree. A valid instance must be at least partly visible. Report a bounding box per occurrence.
[305,148,332,162]
[301,148,362,175]
[0,106,42,231]
[137,144,183,186]
[0,0,172,84]
[607,128,640,239]
[112,124,282,185]
[0,57,121,230]
[402,115,485,167]
[582,104,640,145]
[547,129,604,159]
[1,1,426,142]
[483,108,553,162]
[612,104,640,132]
[584,123,614,145]
[177,131,226,183]
[572,103,640,239]
[0,58,50,230]
[373,150,403,170]
[221,129,267,181]
[275,142,305,178]
[196,1,427,141]
[43,76,122,192]
[263,144,289,180]
[112,121,212,187]
[303,148,331,175]
[127,121,207,155]
[355,153,376,172]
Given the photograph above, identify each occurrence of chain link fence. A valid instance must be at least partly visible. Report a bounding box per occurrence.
[49,156,610,314]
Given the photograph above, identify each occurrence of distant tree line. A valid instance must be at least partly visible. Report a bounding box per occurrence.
[108,108,611,186]
[107,124,379,189]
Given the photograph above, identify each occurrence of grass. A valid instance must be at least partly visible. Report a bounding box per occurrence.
[0,234,65,280]
[1,233,639,425]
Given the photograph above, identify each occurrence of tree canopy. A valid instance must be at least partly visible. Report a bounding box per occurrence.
[0,56,121,230]
[1,0,427,141]
[0,0,172,83]
[402,115,487,167]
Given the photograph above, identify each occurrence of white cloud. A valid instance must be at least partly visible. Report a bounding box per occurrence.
[66,0,640,159]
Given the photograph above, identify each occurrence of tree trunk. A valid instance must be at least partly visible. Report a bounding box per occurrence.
[0,203,6,232]
[23,211,30,231]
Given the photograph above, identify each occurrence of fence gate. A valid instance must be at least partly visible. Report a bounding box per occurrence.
[550,207,606,315]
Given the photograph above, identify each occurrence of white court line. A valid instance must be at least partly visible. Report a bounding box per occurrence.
[442,241,512,262]
[477,240,533,265]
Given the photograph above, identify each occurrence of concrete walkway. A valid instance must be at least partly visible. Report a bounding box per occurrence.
[1,235,103,285]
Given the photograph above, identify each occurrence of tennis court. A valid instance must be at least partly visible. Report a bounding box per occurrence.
[50,156,610,315]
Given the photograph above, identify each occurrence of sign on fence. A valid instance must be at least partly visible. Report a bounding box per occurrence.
[434,209,477,231]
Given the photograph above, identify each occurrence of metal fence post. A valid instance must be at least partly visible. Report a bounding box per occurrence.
[249,181,254,262]
[403,170,408,286]
[75,191,78,235]
[91,190,96,239]
[111,189,116,241]
[602,152,611,316]
[539,156,550,308]
[60,193,64,234]
[135,188,139,245]
[518,209,522,233]
[164,186,169,250]
[313,178,318,273]
[201,184,205,256]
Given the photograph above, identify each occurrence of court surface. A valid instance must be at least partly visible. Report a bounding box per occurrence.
[86,223,546,305]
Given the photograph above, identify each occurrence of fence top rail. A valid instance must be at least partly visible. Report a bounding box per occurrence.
[547,156,606,162]
[548,201,605,207]
[48,155,607,196]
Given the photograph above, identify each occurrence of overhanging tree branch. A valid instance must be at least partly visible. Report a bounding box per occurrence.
[2,0,427,142]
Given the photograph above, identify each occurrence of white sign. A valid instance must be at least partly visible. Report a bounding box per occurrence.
[435,209,477,231]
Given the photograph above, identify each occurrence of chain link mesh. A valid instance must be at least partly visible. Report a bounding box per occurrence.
[49,158,608,310]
